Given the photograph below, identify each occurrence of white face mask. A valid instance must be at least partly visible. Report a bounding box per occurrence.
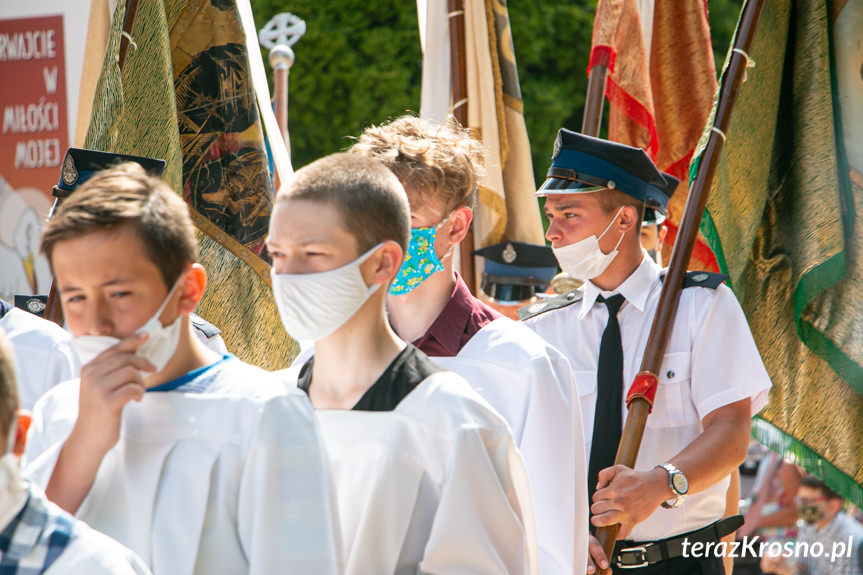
[552,207,625,280]
[271,244,382,341]
[71,277,184,373]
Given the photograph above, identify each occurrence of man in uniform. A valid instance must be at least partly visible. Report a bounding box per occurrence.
[520,129,772,574]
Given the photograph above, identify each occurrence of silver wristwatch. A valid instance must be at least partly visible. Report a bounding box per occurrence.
[657,463,689,509]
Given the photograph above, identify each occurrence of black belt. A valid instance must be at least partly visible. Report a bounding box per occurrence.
[612,515,744,569]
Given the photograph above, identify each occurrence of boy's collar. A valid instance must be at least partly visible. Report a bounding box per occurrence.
[579,255,658,319]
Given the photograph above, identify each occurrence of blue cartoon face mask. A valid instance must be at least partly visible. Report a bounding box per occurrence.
[389,221,447,295]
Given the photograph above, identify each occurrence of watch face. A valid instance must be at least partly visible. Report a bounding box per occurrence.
[672,472,689,494]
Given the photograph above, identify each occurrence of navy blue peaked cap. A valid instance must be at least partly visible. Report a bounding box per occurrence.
[642,207,666,226]
[53,148,166,198]
[536,129,677,213]
[472,241,558,302]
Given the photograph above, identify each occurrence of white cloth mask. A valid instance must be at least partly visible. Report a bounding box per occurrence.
[71,277,184,372]
[271,244,382,341]
[552,207,625,280]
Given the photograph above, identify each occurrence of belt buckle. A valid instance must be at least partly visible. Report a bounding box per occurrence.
[615,545,650,569]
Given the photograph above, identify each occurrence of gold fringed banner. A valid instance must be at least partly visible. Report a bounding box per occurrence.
[194,225,299,371]
[699,0,863,505]
[84,0,297,369]
[463,0,544,292]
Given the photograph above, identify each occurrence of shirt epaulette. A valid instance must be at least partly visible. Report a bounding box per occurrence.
[190,313,222,338]
[517,290,584,321]
[660,270,728,289]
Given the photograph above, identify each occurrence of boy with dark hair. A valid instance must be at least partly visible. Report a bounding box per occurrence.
[350,115,587,575]
[270,152,538,574]
[0,331,151,574]
[24,157,340,574]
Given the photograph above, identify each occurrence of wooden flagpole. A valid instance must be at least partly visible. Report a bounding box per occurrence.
[448,0,476,294]
[594,0,767,571]
[44,0,141,325]
[581,58,609,136]
[268,45,294,191]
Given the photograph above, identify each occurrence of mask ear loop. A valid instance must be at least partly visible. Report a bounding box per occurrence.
[598,207,627,251]
[433,213,451,231]
[611,228,626,252]
[140,273,186,334]
[356,242,388,293]
[431,213,454,264]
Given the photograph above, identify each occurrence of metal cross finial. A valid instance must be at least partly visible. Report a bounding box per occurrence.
[258,13,306,50]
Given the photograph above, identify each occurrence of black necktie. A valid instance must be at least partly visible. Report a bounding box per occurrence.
[587,294,626,507]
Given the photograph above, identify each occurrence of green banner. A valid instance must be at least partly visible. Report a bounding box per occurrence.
[695,0,863,506]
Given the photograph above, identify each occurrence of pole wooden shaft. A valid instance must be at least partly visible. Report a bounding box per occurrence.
[582,63,609,137]
[448,0,467,127]
[117,0,140,72]
[448,0,476,293]
[594,0,767,571]
[273,67,288,137]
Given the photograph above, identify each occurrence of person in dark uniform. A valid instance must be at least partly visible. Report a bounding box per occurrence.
[639,208,667,266]
[520,129,772,574]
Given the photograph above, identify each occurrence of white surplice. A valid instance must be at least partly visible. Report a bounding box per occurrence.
[282,365,539,575]
[0,307,78,410]
[23,356,341,575]
[430,317,588,575]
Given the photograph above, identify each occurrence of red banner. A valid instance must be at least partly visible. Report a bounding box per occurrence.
[0,15,68,195]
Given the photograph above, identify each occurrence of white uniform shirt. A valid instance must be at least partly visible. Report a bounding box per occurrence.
[23,356,341,575]
[431,318,588,575]
[0,308,78,410]
[282,351,539,575]
[524,256,771,542]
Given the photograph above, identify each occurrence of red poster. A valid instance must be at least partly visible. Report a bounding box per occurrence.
[0,15,67,195]
[0,15,66,298]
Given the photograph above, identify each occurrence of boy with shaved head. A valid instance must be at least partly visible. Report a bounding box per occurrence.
[270,152,538,574]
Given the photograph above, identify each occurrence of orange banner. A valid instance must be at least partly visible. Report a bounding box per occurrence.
[589,0,719,272]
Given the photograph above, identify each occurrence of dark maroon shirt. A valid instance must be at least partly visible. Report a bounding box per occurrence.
[412,273,502,357]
